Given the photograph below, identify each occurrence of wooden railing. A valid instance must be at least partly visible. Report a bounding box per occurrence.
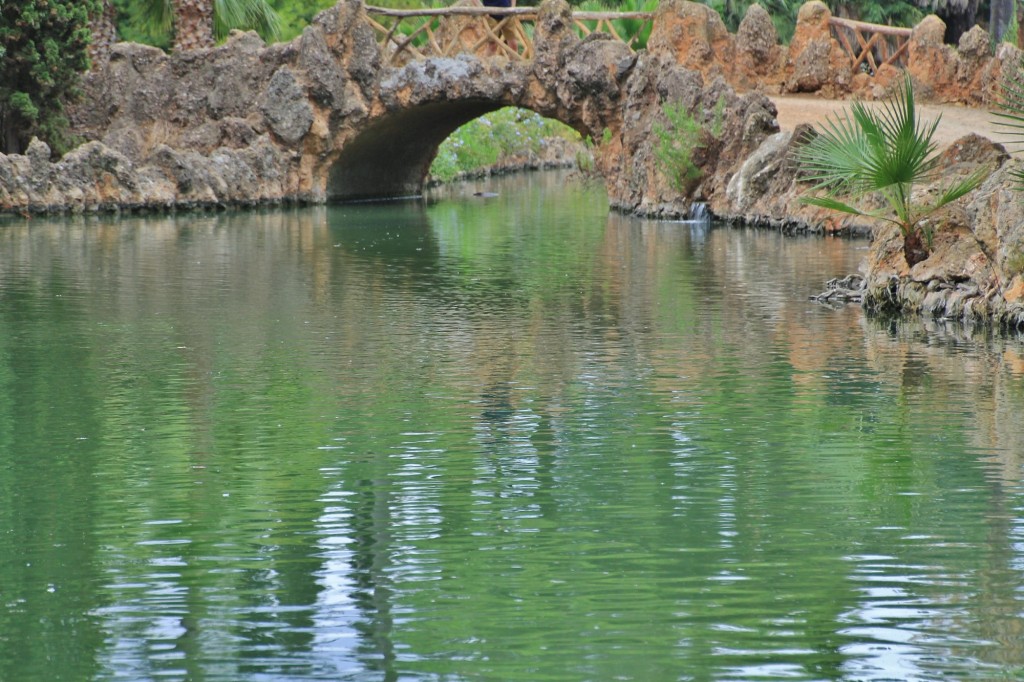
[365,6,913,75]
[828,16,913,74]
[365,5,654,65]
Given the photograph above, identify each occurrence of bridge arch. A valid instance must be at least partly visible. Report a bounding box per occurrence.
[309,0,637,204]
[327,100,505,202]
[326,98,594,202]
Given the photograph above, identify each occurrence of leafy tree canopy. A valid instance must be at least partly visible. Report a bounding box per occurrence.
[0,0,99,155]
[269,0,335,42]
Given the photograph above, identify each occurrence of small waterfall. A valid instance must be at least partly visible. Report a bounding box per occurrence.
[687,201,711,225]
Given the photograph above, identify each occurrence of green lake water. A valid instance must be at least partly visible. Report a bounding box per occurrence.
[2,171,1024,681]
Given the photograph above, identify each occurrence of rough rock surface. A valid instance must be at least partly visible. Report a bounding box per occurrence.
[646,0,735,82]
[1,0,782,218]
[783,1,850,96]
[2,0,1022,328]
[734,4,783,90]
[2,0,1015,216]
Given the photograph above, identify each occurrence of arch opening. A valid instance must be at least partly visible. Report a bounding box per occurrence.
[327,100,501,202]
[327,101,590,203]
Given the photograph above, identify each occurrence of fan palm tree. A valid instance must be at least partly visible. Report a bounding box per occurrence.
[796,75,989,267]
[139,0,280,52]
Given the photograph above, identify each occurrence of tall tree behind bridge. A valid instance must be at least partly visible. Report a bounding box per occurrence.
[123,0,280,52]
[705,0,797,37]
[269,0,335,41]
[171,0,216,50]
[0,0,98,155]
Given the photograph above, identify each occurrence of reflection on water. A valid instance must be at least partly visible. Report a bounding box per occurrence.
[2,171,1024,681]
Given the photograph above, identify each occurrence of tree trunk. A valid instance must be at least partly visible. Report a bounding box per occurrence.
[173,0,215,51]
[903,231,930,268]
[991,0,1013,43]
[0,112,23,156]
[88,0,119,67]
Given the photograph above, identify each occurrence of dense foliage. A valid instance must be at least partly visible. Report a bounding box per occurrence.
[429,108,580,182]
[268,0,335,42]
[0,0,99,155]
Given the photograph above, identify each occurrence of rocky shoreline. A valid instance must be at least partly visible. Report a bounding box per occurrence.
[3,0,1024,330]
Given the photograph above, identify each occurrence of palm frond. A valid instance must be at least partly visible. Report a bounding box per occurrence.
[796,76,944,204]
[872,76,941,186]
[139,0,174,35]
[213,0,281,41]
[925,166,990,213]
[796,113,873,192]
[796,74,990,259]
[1011,165,1024,187]
[800,195,871,217]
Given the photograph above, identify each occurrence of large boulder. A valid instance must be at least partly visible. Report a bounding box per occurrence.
[735,4,783,89]
[260,67,315,145]
[784,2,850,96]
[907,15,958,101]
[647,0,736,82]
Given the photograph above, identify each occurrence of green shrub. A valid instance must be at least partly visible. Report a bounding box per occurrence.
[574,0,656,49]
[0,0,98,155]
[429,107,581,182]
[653,100,704,195]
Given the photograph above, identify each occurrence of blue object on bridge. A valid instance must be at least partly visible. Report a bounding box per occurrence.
[482,0,512,21]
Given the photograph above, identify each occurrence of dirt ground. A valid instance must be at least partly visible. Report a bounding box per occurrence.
[770,94,1019,154]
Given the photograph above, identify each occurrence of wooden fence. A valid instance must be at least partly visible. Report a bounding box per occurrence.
[828,16,913,74]
[365,5,654,65]
[364,6,913,76]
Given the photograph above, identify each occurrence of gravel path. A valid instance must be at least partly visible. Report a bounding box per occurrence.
[770,94,1019,153]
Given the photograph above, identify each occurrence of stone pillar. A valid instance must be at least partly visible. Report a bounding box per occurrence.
[783,1,849,96]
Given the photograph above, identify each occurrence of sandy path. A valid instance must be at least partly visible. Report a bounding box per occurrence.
[770,94,1018,153]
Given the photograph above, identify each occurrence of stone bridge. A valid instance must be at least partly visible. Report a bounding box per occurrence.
[0,0,1018,218]
[4,0,782,215]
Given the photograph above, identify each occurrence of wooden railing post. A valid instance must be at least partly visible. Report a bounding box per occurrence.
[364,5,653,65]
[828,16,912,74]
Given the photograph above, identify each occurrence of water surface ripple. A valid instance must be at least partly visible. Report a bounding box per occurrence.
[1,172,1024,680]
